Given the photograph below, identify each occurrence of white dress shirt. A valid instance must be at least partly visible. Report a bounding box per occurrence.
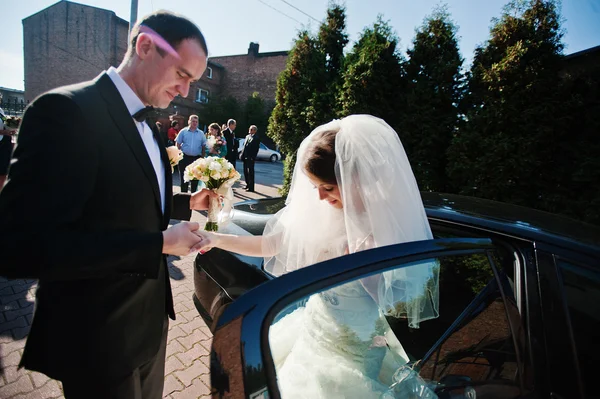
[107,67,166,214]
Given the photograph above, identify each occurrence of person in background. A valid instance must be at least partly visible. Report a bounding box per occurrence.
[222,118,238,168]
[207,122,227,158]
[240,124,260,192]
[0,100,16,190]
[167,120,180,146]
[176,114,206,193]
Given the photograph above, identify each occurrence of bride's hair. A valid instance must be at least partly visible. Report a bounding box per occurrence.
[303,129,338,185]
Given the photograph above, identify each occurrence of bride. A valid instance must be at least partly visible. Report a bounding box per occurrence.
[196,114,439,398]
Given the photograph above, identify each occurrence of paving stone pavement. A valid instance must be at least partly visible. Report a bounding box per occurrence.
[0,161,283,398]
[0,252,212,399]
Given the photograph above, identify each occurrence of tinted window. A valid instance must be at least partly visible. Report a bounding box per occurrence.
[268,252,527,398]
[558,260,600,395]
[390,253,527,398]
[260,143,267,149]
[414,264,525,398]
[389,253,497,358]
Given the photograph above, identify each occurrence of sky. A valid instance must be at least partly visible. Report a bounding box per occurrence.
[1,0,599,91]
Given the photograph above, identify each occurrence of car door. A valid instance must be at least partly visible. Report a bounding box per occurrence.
[210,238,534,399]
[534,242,599,399]
[238,139,245,159]
[258,143,268,160]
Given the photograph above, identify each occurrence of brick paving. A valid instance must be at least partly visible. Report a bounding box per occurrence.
[0,161,283,398]
[0,252,213,399]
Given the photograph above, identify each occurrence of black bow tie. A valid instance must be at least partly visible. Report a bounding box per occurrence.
[132,106,154,122]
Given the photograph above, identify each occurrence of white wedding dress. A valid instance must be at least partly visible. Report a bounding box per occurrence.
[269,280,411,398]
[262,115,440,398]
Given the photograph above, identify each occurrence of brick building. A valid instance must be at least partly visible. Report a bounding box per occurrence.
[209,43,288,105]
[23,1,129,102]
[22,1,288,125]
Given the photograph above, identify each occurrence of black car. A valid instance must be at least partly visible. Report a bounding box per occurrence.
[193,193,600,399]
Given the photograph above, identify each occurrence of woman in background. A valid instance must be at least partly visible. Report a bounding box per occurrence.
[167,120,180,147]
[206,122,228,158]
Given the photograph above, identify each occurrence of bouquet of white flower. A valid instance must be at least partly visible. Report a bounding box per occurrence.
[205,135,226,156]
[165,146,183,173]
[184,156,241,231]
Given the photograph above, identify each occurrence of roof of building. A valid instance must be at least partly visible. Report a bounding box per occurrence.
[210,50,289,60]
[564,44,600,60]
[23,0,128,25]
[0,87,25,94]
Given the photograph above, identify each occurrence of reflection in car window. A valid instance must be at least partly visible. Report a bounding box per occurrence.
[392,253,527,398]
[268,253,527,398]
[558,260,600,397]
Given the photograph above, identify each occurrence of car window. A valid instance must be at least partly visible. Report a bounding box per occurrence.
[557,259,600,396]
[431,224,516,288]
[260,143,267,149]
[267,252,529,398]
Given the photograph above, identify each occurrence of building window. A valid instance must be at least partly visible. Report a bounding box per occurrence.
[207,67,213,79]
[196,89,209,104]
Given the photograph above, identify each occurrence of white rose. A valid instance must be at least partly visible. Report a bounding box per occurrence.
[209,161,222,172]
[196,158,208,170]
[166,146,183,165]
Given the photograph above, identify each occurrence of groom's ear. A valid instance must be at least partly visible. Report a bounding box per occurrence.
[136,33,154,60]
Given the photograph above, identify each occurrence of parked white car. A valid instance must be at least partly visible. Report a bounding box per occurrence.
[238,139,281,162]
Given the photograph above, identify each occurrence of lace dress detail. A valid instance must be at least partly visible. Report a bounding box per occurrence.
[269,280,410,398]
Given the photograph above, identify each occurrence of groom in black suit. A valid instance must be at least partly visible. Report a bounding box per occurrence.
[241,125,261,192]
[0,11,213,399]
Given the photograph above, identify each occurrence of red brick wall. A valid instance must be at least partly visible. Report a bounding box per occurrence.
[23,2,128,101]
[210,48,288,104]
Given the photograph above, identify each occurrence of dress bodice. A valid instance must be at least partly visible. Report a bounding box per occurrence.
[317,280,382,342]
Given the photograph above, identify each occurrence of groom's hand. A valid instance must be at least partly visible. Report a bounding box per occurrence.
[192,230,217,255]
[189,188,221,211]
[162,221,205,256]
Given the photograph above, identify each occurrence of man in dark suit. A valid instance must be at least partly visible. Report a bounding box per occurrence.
[222,118,237,167]
[0,11,213,399]
[240,125,260,192]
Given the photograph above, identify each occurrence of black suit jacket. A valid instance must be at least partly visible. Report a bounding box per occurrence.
[0,72,193,381]
[241,134,260,160]
[222,127,237,161]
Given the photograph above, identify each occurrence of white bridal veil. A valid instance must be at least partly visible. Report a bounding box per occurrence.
[263,115,439,328]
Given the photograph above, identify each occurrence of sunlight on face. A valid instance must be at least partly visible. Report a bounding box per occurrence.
[189,117,199,130]
[307,173,343,209]
[144,37,207,108]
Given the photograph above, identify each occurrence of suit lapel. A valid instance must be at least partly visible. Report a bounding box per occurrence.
[95,73,162,214]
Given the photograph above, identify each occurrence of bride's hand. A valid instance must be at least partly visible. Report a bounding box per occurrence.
[193,230,219,254]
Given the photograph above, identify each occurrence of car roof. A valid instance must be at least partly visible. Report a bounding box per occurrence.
[421,193,600,251]
[233,193,600,253]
